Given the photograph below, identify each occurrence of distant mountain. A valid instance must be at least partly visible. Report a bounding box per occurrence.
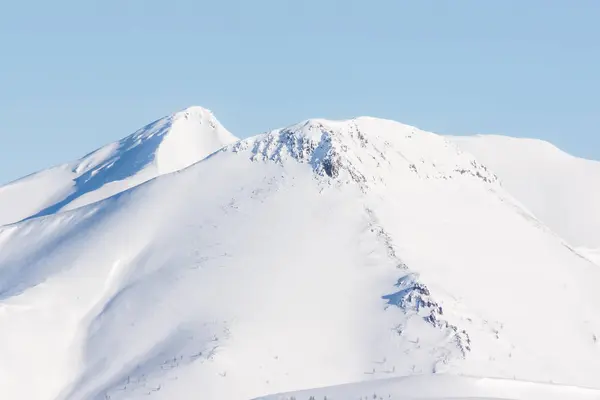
[0,106,237,226]
[1,110,599,400]
[449,134,600,257]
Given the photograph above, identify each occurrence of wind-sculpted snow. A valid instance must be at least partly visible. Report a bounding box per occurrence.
[0,106,237,225]
[0,109,599,400]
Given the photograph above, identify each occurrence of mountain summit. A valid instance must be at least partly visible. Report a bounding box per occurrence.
[0,109,599,400]
[0,106,237,225]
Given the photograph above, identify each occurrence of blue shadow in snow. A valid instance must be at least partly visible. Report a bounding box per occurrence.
[23,117,172,222]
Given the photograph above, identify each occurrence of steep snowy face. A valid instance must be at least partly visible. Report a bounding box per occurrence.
[448,134,600,251]
[1,115,600,400]
[145,106,238,175]
[0,106,238,225]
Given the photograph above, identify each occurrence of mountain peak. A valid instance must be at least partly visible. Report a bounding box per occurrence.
[177,105,213,113]
[172,105,217,123]
[229,116,498,187]
[0,106,239,225]
[151,106,237,174]
[68,105,238,207]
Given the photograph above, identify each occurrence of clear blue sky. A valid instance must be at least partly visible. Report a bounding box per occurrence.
[1,1,599,184]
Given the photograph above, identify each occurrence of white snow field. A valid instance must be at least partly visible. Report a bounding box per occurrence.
[1,110,599,400]
[579,247,600,265]
[255,374,600,400]
[0,106,237,226]
[449,134,600,261]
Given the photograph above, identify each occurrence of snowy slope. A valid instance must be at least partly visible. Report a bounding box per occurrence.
[1,114,599,400]
[255,375,600,400]
[579,248,600,265]
[448,135,600,253]
[0,106,237,226]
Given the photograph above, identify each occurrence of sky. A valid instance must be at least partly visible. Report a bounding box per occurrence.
[1,1,599,184]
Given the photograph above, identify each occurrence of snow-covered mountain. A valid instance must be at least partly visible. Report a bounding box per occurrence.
[449,134,600,257]
[0,106,237,226]
[1,110,599,400]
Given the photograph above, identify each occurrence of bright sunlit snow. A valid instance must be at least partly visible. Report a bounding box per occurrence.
[0,106,237,226]
[0,109,599,400]
[449,134,600,257]
[255,375,600,400]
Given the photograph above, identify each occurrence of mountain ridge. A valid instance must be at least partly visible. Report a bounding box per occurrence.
[1,108,599,400]
[448,134,600,253]
[0,106,237,226]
